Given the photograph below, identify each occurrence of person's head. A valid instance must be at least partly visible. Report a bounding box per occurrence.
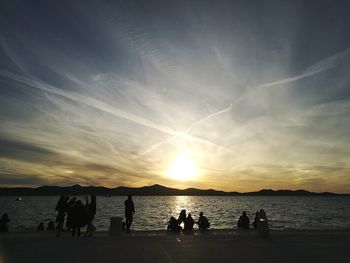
[128,194,132,200]
[188,213,192,218]
[199,212,203,217]
[243,212,247,216]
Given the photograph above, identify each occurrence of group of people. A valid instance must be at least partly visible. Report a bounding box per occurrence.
[237,209,269,230]
[167,210,210,232]
[1,195,269,236]
[55,194,96,237]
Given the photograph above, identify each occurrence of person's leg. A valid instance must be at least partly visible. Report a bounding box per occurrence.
[77,228,81,237]
[72,227,76,237]
[129,217,133,230]
[126,218,130,232]
[126,215,133,232]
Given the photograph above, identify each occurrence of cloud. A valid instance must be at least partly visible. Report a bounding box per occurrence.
[0,172,49,187]
[0,0,350,193]
[0,137,60,164]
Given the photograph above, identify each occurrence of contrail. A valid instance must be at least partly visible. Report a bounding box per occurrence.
[141,47,350,155]
[141,103,233,155]
[0,70,233,153]
[258,47,350,89]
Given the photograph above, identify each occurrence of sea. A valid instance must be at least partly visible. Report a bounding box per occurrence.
[1,196,350,232]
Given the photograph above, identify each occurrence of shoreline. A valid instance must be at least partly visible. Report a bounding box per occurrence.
[2,228,350,237]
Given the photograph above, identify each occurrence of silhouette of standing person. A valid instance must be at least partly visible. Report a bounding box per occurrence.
[124,195,135,232]
[71,200,88,237]
[55,195,68,237]
[66,197,76,231]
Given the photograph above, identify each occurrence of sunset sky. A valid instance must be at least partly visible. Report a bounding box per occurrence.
[1,0,350,193]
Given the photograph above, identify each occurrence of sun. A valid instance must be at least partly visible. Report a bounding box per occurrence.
[167,154,197,181]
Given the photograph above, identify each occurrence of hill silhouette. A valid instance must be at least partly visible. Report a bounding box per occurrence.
[0,184,347,196]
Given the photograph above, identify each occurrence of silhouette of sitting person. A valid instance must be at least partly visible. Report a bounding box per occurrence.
[177,209,187,226]
[124,195,135,232]
[184,214,195,231]
[237,212,250,229]
[167,216,181,232]
[256,209,269,238]
[37,222,45,231]
[71,200,88,237]
[0,213,10,232]
[47,221,55,231]
[196,212,210,230]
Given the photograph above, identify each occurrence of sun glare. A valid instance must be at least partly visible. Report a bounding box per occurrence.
[167,154,197,181]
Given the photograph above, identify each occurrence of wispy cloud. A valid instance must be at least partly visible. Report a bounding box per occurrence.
[0,0,350,192]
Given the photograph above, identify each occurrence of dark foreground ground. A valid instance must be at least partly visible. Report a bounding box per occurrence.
[1,230,350,263]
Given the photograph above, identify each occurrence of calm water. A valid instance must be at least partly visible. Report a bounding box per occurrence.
[1,196,350,231]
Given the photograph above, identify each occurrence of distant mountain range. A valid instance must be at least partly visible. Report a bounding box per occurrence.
[0,184,348,196]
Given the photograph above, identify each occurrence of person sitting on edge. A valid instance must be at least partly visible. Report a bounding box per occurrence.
[167,216,181,232]
[237,212,250,229]
[184,214,195,231]
[37,222,45,231]
[197,212,210,230]
[47,221,55,231]
[0,213,10,232]
[177,209,187,226]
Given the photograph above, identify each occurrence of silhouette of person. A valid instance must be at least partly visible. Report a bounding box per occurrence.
[167,216,182,232]
[196,212,210,230]
[0,213,10,232]
[66,197,77,230]
[47,221,55,231]
[184,213,195,231]
[71,200,88,237]
[177,209,187,226]
[237,212,250,229]
[86,195,97,237]
[256,209,269,238]
[37,222,45,231]
[124,195,135,232]
[55,195,68,237]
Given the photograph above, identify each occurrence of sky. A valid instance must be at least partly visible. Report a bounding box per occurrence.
[0,0,350,193]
